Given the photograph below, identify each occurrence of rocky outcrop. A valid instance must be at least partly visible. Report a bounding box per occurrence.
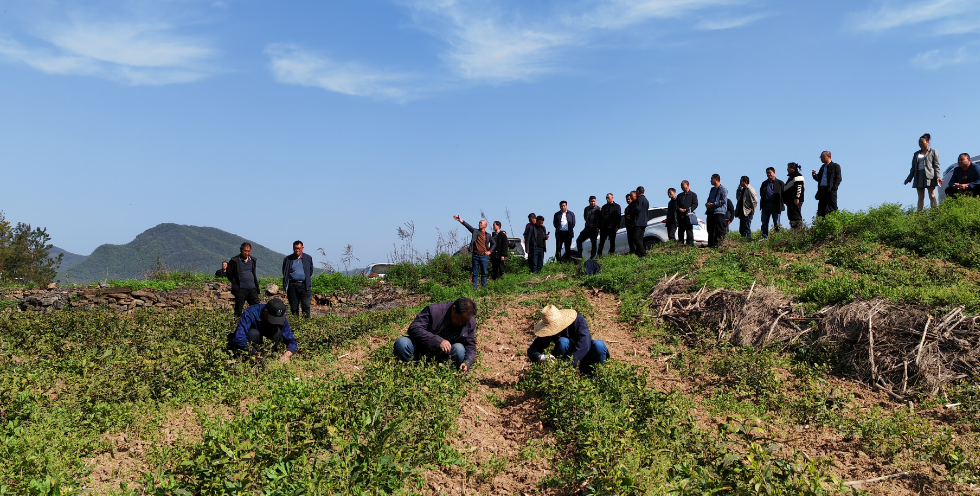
[10,282,243,313]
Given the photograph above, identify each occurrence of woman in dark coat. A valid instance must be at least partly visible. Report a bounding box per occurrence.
[904,133,943,211]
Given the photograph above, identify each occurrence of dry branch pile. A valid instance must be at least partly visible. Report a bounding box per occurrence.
[818,300,980,397]
[644,274,980,397]
[648,274,805,347]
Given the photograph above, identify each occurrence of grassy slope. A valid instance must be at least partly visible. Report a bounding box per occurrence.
[4,198,980,494]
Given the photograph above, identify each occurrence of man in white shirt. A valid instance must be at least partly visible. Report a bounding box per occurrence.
[552,201,576,261]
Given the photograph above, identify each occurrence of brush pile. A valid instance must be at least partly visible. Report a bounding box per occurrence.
[649,273,805,347]
[646,274,980,397]
[817,300,980,397]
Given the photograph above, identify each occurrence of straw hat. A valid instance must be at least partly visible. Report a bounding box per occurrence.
[533,305,578,337]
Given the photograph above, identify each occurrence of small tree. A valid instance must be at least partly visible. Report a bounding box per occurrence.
[1,221,61,286]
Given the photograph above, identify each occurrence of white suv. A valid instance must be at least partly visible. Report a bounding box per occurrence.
[578,206,708,256]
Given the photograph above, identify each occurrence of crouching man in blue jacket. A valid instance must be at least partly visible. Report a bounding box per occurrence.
[394,298,477,373]
[228,298,298,363]
[528,305,609,375]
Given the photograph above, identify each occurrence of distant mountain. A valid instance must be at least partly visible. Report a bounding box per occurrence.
[58,223,289,284]
[50,246,89,271]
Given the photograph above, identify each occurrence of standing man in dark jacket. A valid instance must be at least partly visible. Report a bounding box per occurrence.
[282,241,314,318]
[812,151,842,218]
[490,221,508,280]
[553,201,576,261]
[705,175,729,248]
[215,262,228,278]
[630,186,650,257]
[576,196,601,259]
[393,298,477,373]
[759,167,785,239]
[528,216,549,274]
[597,193,621,255]
[624,191,637,254]
[454,215,496,291]
[784,162,806,229]
[675,181,699,246]
[523,213,536,253]
[666,188,678,242]
[227,242,260,317]
[734,176,758,239]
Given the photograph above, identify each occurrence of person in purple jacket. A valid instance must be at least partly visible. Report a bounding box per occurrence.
[527,305,608,375]
[393,298,477,373]
[227,298,297,363]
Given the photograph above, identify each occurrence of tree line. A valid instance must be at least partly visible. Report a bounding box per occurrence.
[0,211,60,286]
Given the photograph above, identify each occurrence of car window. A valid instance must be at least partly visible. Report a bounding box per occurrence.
[648,208,667,218]
[369,264,393,275]
[619,214,626,229]
[508,239,526,255]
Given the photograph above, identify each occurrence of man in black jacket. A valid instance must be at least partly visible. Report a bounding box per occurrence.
[624,191,637,254]
[784,162,806,229]
[490,221,508,280]
[553,201,576,261]
[666,188,678,242]
[630,186,650,257]
[675,181,699,246]
[597,193,621,255]
[215,262,228,278]
[812,151,842,218]
[576,196,601,259]
[759,167,785,239]
[227,242,261,317]
[282,241,314,317]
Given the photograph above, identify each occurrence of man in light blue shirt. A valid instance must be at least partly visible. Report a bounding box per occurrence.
[281,241,314,317]
[705,174,729,248]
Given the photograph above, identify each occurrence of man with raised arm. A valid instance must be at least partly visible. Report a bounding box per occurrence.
[394,298,477,373]
[454,215,496,291]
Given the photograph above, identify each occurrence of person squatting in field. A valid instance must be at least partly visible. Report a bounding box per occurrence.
[393,298,477,373]
[228,298,297,363]
[454,215,496,291]
[527,305,609,375]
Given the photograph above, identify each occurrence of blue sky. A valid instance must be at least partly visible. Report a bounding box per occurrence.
[2,0,978,268]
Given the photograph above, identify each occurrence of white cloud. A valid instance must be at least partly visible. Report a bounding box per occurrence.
[912,43,978,69]
[695,12,771,30]
[0,20,218,85]
[266,44,417,101]
[574,0,736,30]
[270,0,763,97]
[850,0,979,33]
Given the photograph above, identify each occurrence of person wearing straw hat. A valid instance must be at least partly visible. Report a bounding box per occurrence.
[528,305,609,375]
[393,298,477,373]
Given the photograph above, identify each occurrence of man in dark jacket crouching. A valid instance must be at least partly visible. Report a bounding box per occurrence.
[394,298,477,373]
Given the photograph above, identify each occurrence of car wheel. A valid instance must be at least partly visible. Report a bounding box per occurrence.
[643,237,661,250]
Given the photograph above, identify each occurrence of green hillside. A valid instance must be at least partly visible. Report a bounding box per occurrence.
[58,223,288,283]
[49,246,88,271]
